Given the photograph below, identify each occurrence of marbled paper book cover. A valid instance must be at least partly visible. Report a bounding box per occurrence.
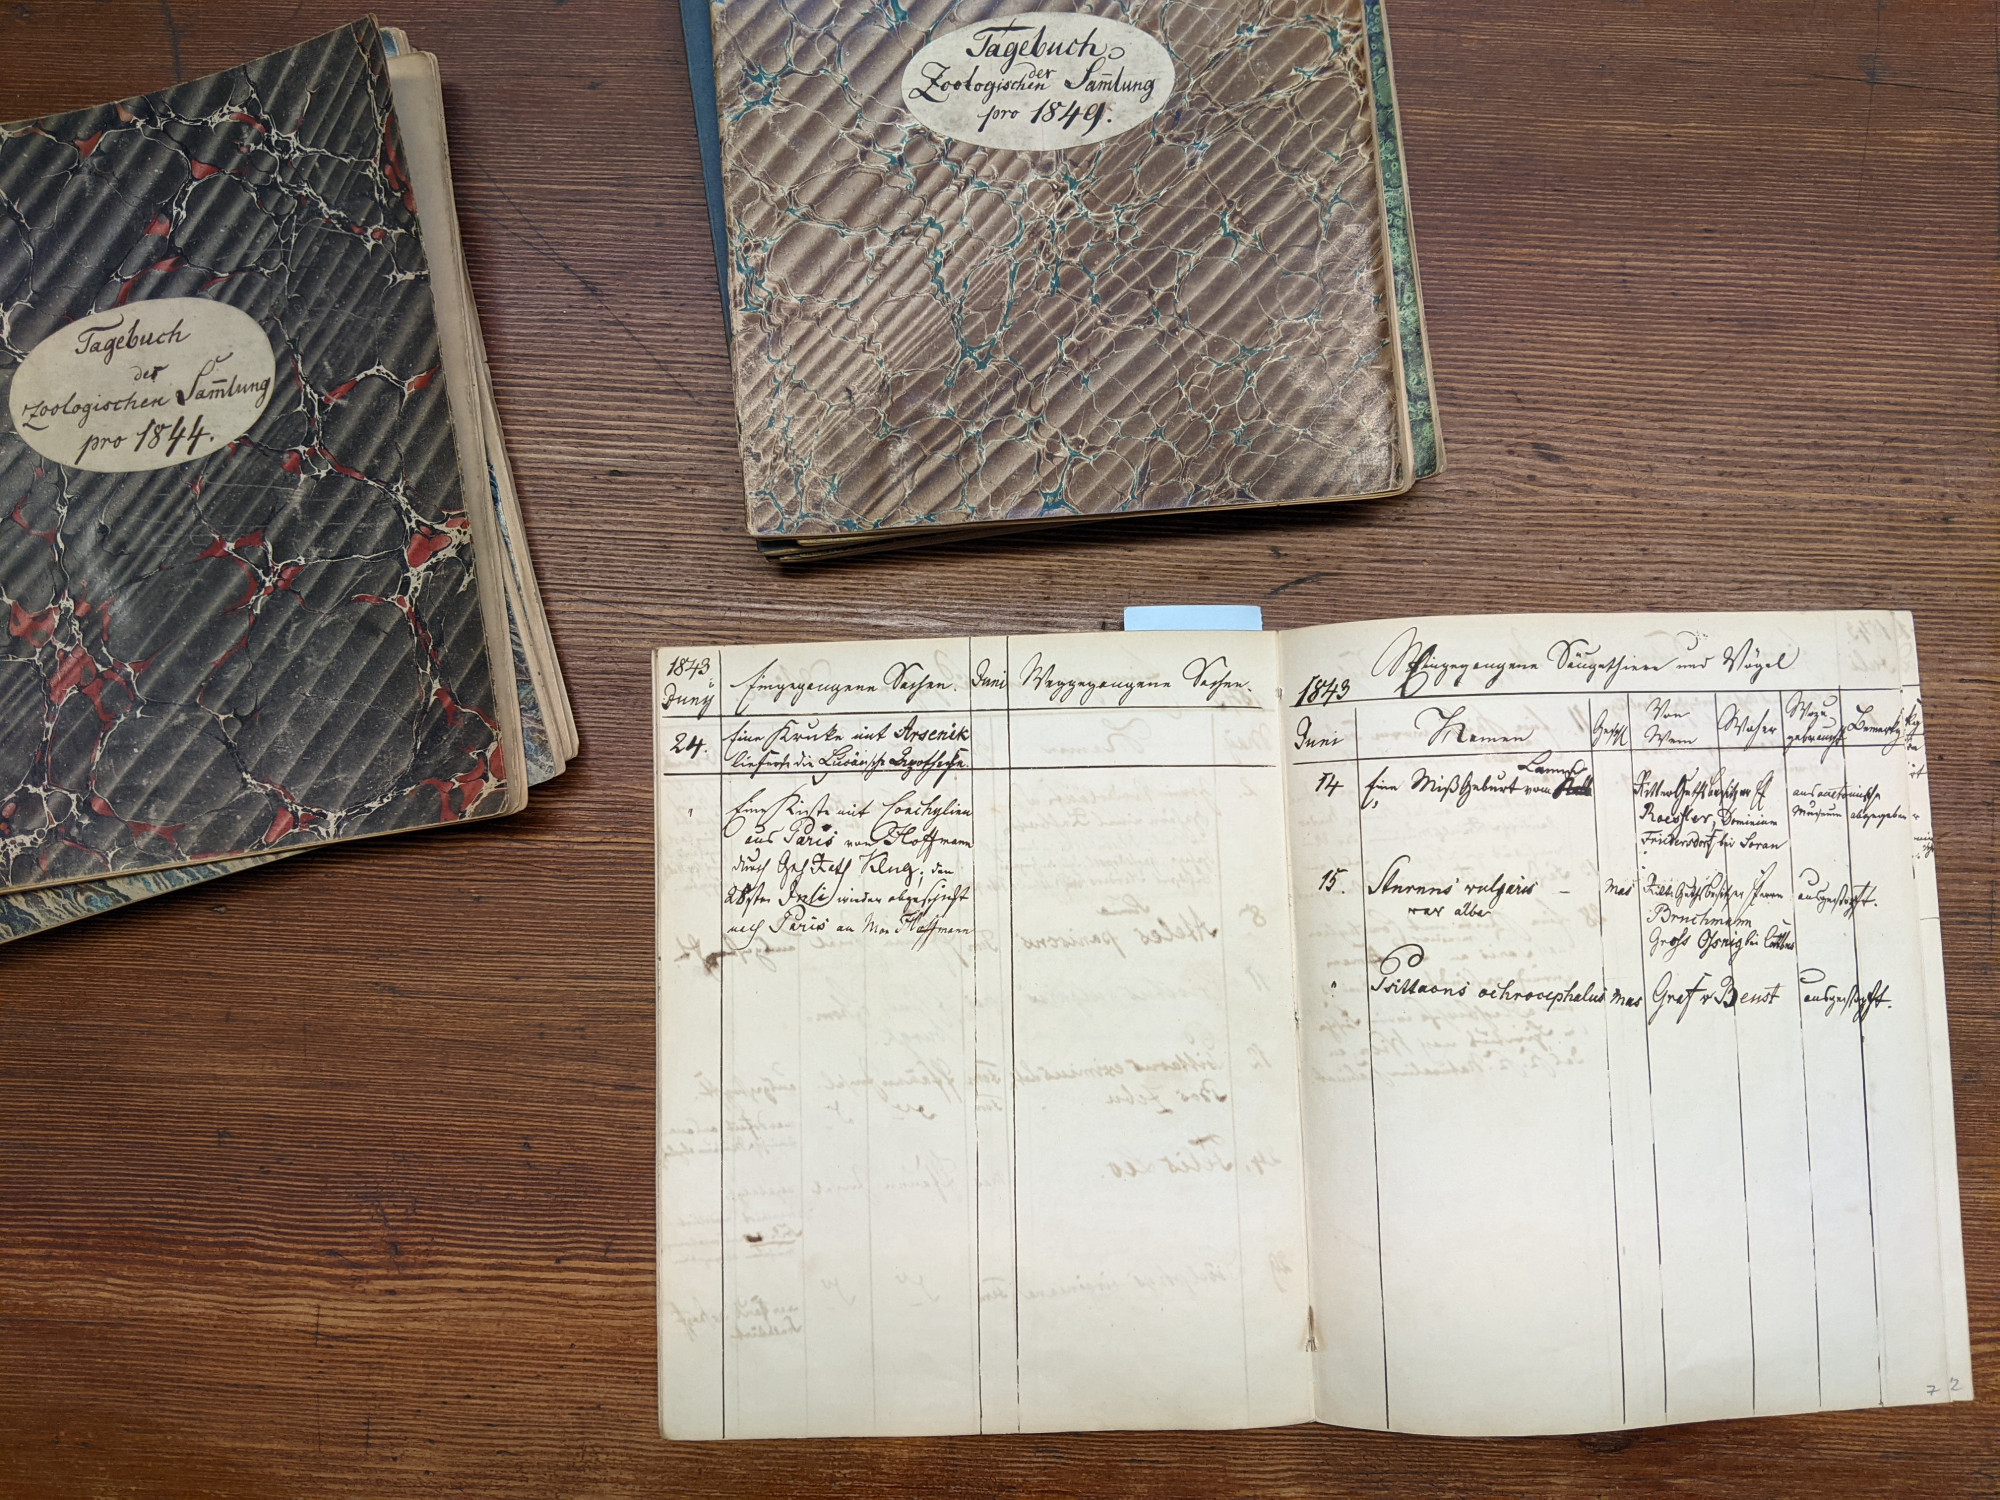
[715,0,1416,542]
[0,19,524,894]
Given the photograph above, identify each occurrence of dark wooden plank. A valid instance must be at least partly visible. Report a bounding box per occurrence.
[1,0,1993,1493]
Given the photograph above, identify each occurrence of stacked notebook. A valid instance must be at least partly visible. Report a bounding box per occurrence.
[0,21,573,943]
[682,0,1443,559]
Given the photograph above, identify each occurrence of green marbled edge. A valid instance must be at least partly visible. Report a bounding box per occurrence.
[1364,0,1441,479]
[0,854,285,943]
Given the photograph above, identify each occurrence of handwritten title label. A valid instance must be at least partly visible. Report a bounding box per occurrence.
[6,298,276,472]
[901,13,1174,151]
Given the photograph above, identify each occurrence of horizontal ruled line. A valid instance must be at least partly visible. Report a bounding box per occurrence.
[1287,738,1882,766]
[661,762,1278,776]
[656,702,1271,718]
[1297,683,1874,707]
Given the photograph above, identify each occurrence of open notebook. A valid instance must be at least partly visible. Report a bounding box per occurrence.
[652,609,1969,1437]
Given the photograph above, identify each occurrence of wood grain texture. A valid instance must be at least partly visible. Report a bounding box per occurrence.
[1,0,1994,1493]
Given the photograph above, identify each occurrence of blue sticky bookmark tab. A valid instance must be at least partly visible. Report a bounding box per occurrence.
[1123,605,1264,632]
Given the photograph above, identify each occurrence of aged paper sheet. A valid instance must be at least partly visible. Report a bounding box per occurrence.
[1283,611,1969,1434]
[656,633,1314,1437]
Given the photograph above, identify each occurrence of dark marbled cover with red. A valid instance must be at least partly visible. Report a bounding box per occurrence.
[0,19,509,892]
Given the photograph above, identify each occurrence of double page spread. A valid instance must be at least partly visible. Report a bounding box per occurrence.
[653,609,1970,1438]
[0,21,574,941]
[694,0,1441,559]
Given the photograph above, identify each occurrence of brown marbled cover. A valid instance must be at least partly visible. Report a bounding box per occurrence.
[715,0,1406,539]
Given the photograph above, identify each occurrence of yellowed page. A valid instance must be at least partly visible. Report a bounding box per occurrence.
[655,632,1314,1438]
[1894,614,1974,1403]
[377,48,527,811]
[1280,609,1968,1435]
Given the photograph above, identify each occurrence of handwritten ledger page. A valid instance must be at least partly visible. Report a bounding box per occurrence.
[655,612,1969,1439]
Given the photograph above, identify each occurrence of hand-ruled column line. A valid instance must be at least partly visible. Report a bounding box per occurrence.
[1004,636,1021,1418]
[1208,736,1255,1414]
[1587,695,1629,1426]
[1624,690,1670,1419]
[1836,691,1886,1405]
[1714,692,1759,1412]
[966,637,983,1432]
[716,654,729,1439]
[1352,702,1391,1430]
[1776,693,1826,1408]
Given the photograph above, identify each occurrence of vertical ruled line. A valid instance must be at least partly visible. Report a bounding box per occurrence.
[1715,692,1758,1411]
[967,638,983,1431]
[1004,637,1022,1418]
[715,655,728,1438]
[1588,696,1629,1426]
[864,896,879,1432]
[798,825,809,1433]
[1625,691,1670,1419]
[1207,731,1254,1414]
[1778,694,1826,1407]
[1353,704,1391,1430]
[1838,690,1886,1404]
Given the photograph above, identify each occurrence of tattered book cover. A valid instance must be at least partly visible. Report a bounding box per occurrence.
[0,19,516,893]
[715,0,1416,541]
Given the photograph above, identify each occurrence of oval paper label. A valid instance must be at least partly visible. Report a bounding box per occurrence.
[902,13,1174,151]
[6,298,276,472]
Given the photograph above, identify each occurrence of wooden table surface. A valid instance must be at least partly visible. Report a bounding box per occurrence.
[2,0,1994,1493]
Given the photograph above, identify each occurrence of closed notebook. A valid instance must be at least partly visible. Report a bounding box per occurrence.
[0,19,572,913]
[704,0,1442,558]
